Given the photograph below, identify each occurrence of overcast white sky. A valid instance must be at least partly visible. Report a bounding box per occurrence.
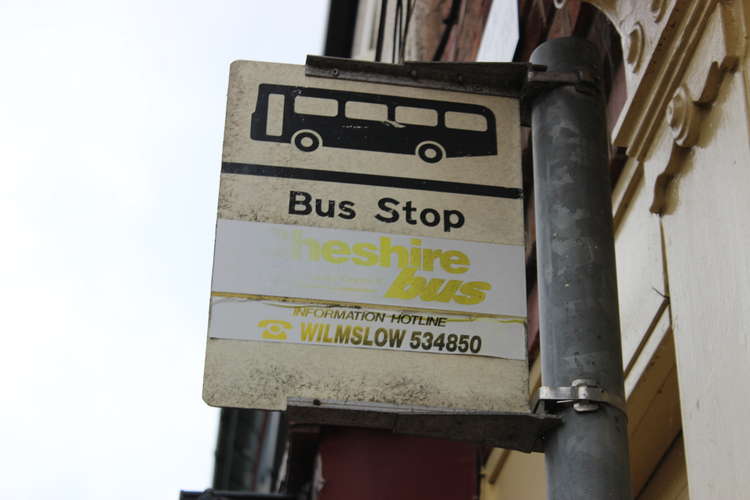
[0,1,328,498]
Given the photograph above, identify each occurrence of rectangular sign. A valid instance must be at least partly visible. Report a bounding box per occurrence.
[210,299,526,360]
[204,60,527,412]
[212,220,526,316]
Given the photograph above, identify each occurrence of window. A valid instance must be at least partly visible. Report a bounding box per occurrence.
[445,111,488,132]
[395,106,438,126]
[265,94,285,136]
[294,96,338,117]
[346,101,388,121]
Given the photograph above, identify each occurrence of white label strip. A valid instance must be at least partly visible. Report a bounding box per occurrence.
[211,219,527,317]
[209,297,527,360]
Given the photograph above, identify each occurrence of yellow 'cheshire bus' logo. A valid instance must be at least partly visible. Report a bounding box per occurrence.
[289,230,491,305]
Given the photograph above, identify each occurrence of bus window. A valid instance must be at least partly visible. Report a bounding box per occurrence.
[395,106,438,126]
[266,94,285,136]
[445,111,488,132]
[295,96,338,117]
[345,101,388,121]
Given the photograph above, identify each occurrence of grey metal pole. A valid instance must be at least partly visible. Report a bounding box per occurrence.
[530,38,631,499]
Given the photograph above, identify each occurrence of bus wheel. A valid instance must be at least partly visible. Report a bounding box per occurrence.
[416,142,444,163]
[293,130,321,152]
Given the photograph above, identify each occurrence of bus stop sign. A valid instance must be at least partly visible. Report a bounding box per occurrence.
[204,60,527,413]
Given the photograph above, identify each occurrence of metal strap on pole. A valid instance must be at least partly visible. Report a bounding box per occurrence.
[531,379,628,415]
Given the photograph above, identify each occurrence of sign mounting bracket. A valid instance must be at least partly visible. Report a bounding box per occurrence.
[305,55,598,125]
[305,55,538,98]
[286,397,561,453]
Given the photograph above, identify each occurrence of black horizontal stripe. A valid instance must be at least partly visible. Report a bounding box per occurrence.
[221,162,522,199]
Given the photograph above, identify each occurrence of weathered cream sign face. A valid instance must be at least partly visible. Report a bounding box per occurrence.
[204,60,528,412]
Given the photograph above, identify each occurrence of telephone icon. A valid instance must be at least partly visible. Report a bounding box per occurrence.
[258,320,292,340]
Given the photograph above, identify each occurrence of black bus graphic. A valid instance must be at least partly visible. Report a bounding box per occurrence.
[250,84,497,163]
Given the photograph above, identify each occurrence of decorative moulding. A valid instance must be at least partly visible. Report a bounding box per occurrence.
[555,1,743,214]
[666,84,701,149]
[624,22,645,72]
[650,0,669,22]
[649,1,742,213]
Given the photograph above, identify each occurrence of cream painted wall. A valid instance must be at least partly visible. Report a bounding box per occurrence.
[658,68,750,499]
[620,1,749,497]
